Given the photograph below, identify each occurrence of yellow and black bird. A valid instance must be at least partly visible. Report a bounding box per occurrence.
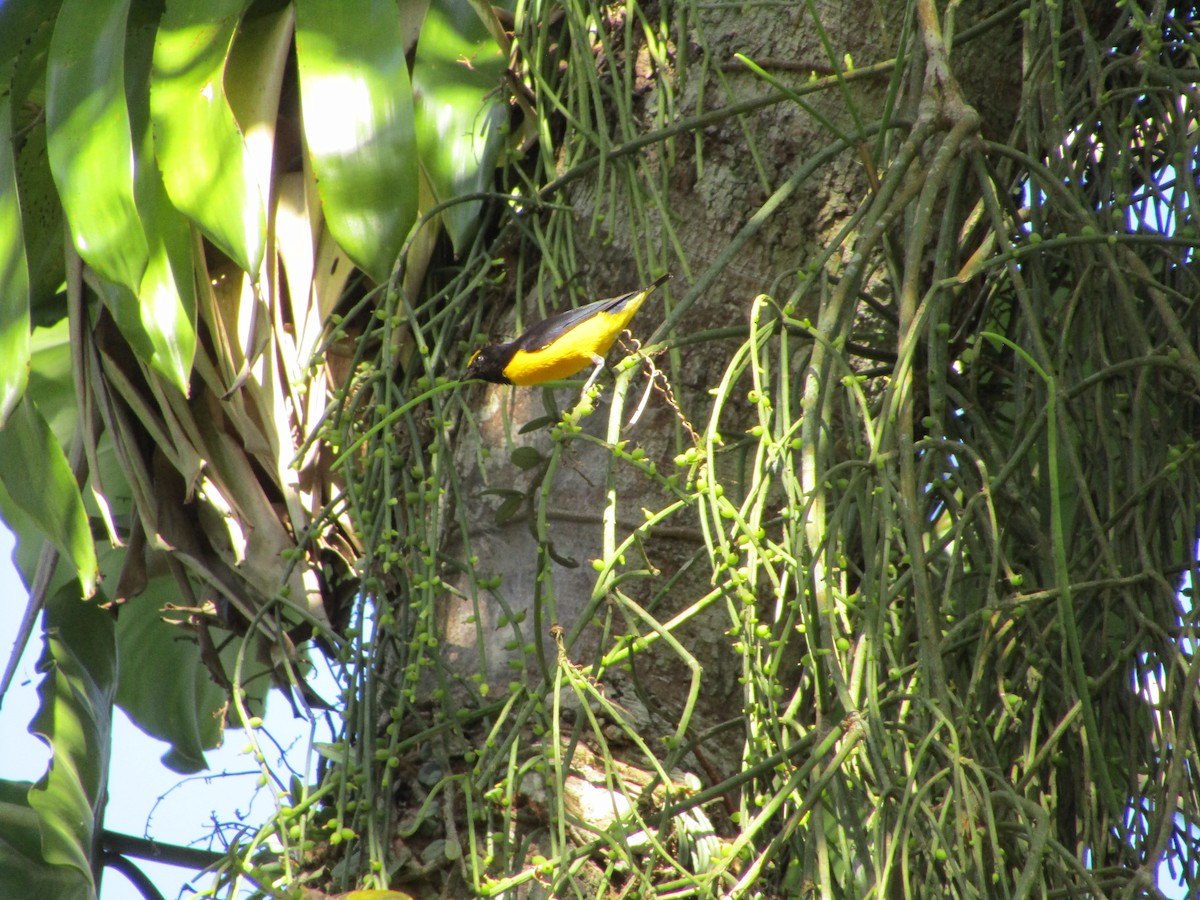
[465,273,669,389]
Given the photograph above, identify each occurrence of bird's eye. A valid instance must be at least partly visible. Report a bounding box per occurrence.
[468,349,481,365]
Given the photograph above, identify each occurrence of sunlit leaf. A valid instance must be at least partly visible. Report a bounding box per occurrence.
[224,2,294,204]
[151,0,265,275]
[130,196,197,395]
[412,0,509,254]
[295,0,419,282]
[45,0,149,293]
[0,93,31,426]
[117,4,197,394]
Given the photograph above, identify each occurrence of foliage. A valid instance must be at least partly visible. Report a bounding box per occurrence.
[0,586,116,900]
[1,0,1198,899]
[316,1,1199,896]
[0,0,510,894]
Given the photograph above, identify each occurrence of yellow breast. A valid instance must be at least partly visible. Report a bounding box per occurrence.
[504,307,638,385]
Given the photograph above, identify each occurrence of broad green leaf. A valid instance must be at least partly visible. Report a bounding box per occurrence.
[0,0,60,79]
[0,395,97,597]
[413,0,509,254]
[26,582,116,896]
[0,480,77,606]
[0,780,87,900]
[0,321,78,598]
[111,4,197,394]
[128,199,197,395]
[0,1,59,417]
[224,2,293,203]
[295,0,419,282]
[25,318,77,462]
[45,0,149,293]
[114,583,226,774]
[151,0,265,275]
[0,94,31,426]
[7,11,67,326]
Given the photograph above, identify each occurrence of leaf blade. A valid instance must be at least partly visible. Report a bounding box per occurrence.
[26,583,117,892]
[413,0,509,253]
[0,93,32,426]
[150,0,265,275]
[114,584,226,774]
[0,395,97,597]
[45,0,149,292]
[294,0,419,282]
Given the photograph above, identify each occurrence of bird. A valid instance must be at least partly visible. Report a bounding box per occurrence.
[465,273,669,390]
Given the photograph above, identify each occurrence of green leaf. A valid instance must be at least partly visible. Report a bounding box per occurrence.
[5,4,67,328]
[117,4,197,394]
[151,0,265,275]
[0,322,80,597]
[14,113,67,328]
[223,1,293,196]
[510,446,544,470]
[490,491,524,524]
[114,585,226,774]
[26,583,116,895]
[0,394,97,597]
[0,0,60,72]
[45,0,149,293]
[25,319,78,462]
[0,780,88,900]
[295,0,419,282]
[125,199,197,396]
[413,0,509,254]
[0,3,59,421]
[0,93,31,427]
[517,414,557,434]
[0,781,40,869]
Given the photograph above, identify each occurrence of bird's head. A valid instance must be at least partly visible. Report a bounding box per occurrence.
[464,345,513,384]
